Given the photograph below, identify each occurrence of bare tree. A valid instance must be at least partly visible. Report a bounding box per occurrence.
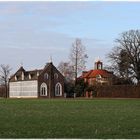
[58,61,75,82]
[0,64,12,98]
[108,29,140,84]
[69,38,88,83]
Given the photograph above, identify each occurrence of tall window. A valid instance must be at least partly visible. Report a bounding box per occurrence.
[55,83,62,96]
[40,83,47,96]
[54,73,58,79]
[44,73,49,80]
[98,64,102,69]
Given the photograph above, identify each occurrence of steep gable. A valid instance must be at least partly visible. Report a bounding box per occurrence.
[38,62,64,98]
[9,66,43,82]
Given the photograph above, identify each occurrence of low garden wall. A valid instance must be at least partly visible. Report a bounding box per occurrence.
[0,85,6,97]
[96,85,140,98]
[1,85,140,98]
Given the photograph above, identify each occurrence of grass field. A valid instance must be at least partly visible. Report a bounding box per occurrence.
[0,98,140,138]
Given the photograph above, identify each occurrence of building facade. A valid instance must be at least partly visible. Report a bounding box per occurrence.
[9,62,64,98]
[79,60,114,86]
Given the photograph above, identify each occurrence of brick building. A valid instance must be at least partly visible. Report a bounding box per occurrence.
[9,62,64,98]
[79,60,114,86]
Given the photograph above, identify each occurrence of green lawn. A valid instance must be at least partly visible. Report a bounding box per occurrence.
[0,98,140,138]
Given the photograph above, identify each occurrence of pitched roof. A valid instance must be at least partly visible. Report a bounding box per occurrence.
[9,62,64,81]
[17,66,25,72]
[10,66,43,81]
[82,69,113,78]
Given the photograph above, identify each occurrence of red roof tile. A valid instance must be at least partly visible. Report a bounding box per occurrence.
[82,69,113,78]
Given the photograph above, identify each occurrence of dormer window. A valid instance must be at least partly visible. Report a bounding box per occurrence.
[29,74,31,79]
[15,75,17,81]
[22,72,24,80]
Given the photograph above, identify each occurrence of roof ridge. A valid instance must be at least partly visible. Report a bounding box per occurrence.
[26,69,43,73]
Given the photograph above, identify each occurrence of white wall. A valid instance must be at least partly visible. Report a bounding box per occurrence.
[9,80,38,98]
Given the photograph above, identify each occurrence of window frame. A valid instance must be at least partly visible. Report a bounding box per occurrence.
[44,73,49,80]
[55,83,62,96]
[40,83,47,96]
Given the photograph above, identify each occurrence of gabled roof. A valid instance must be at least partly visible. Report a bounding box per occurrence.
[17,66,25,72]
[24,69,43,80]
[41,62,64,78]
[9,62,64,81]
[10,66,43,81]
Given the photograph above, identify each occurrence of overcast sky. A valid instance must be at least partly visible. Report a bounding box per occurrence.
[0,1,140,73]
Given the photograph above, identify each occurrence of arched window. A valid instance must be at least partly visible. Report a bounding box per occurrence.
[44,73,49,80]
[98,64,102,69]
[40,83,47,96]
[54,73,58,79]
[55,83,62,96]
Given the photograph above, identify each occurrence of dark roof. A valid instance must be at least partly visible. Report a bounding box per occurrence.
[10,66,43,81]
[9,62,64,81]
[17,66,25,72]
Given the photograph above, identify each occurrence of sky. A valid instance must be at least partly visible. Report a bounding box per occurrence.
[0,1,140,74]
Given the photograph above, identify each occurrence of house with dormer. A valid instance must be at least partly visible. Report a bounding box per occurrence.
[9,62,64,98]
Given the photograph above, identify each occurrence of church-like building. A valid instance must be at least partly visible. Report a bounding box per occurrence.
[9,62,64,98]
[79,60,114,86]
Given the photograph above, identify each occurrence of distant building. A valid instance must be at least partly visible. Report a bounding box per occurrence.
[9,62,64,98]
[79,60,114,86]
